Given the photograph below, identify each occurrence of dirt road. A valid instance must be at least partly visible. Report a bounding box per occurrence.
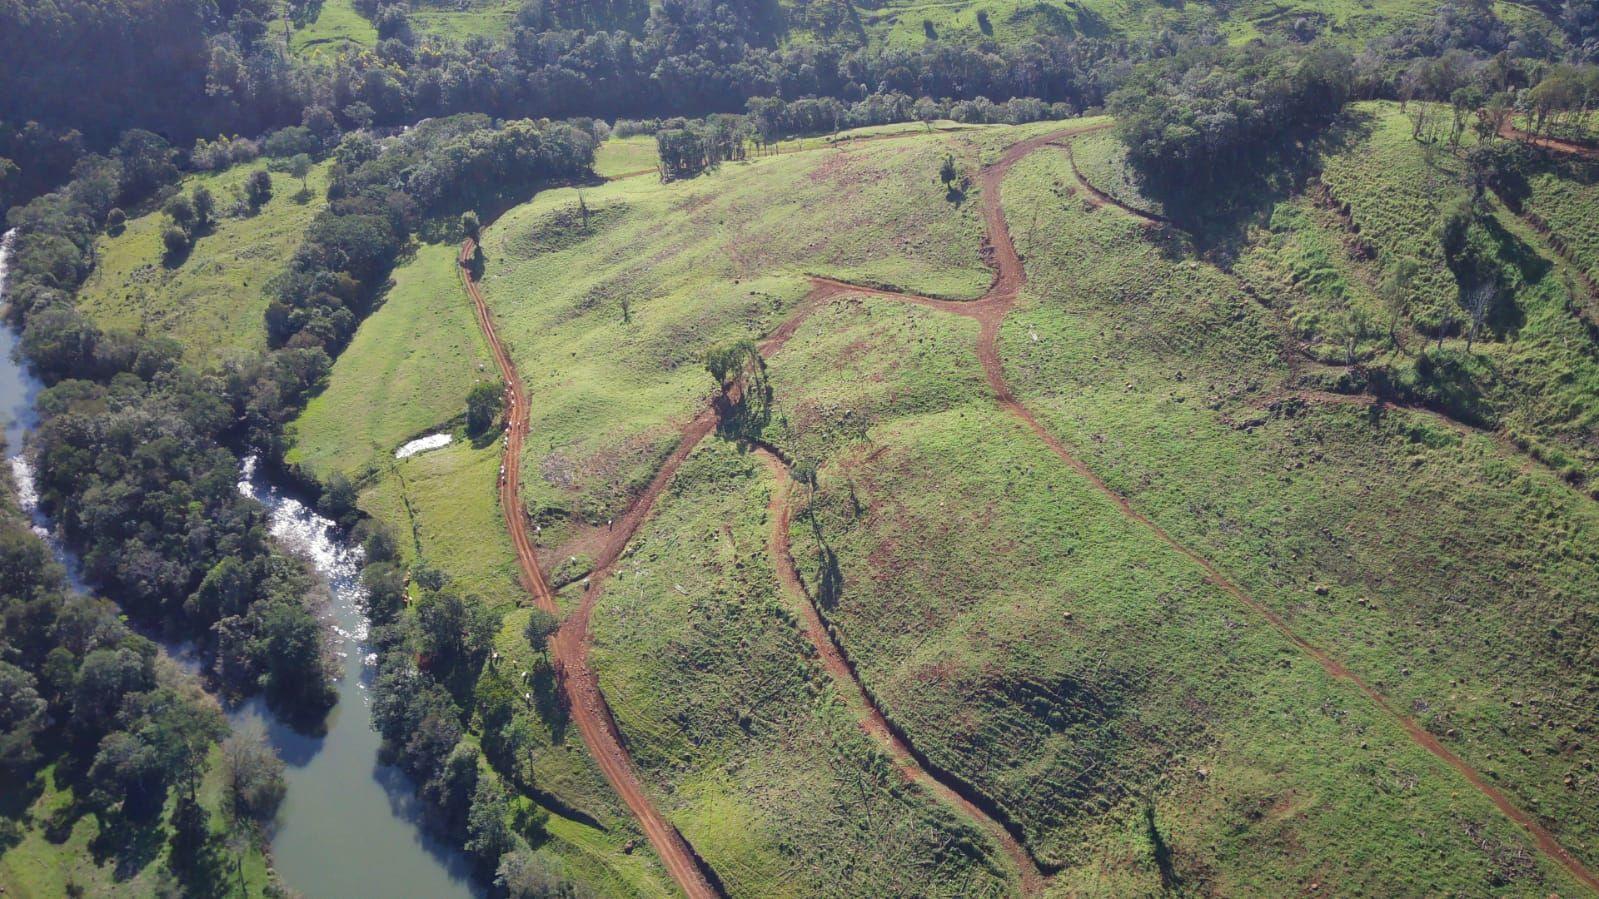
[1500,123,1599,160]
[457,241,722,899]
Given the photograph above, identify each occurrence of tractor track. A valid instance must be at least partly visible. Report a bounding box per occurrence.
[462,115,1599,896]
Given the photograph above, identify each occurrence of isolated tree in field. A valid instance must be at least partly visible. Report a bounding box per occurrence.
[246,170,272,210]
[105,207,126,233]
[939,153,958,189]
[705,338,763,390]
[467,381,502,435]
[163,224,191,258]
[577,191,590,230]
[192,185,216,229]
[1465,279,1497,351]
[706,338,771,438]
[524,608,559,657]
[165,194,196,231]
[288,153,312,193]
[1380,257,1419,347]
[461,210,480,241]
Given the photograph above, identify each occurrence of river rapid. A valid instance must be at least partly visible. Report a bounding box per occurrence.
[1,228,478,898]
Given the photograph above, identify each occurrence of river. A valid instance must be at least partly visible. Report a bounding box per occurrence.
[1,229,480,898]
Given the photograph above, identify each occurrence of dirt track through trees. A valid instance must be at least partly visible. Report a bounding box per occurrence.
[1500,123,1599,160]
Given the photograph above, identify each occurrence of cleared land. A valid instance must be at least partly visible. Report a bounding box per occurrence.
[462,115,1599,895]
[76,161,330,363]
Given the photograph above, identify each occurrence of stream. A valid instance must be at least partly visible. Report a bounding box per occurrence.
[1,229,479,898]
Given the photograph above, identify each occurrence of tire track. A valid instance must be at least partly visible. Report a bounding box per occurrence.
[757,448,1047,895]
[1499,123,1599,160]
[808,124,1599,894]
[457,240,722,899]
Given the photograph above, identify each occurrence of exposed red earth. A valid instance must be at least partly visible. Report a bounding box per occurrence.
[1500,123,1599,160]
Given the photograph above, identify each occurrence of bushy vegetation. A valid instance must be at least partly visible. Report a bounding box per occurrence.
[0,452,277,896]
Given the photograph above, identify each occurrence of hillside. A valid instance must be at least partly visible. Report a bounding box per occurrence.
[264,112,1599,894]
[7,3,1599,890]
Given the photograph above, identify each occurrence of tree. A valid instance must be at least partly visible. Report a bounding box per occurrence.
[467,381,503,435]
[939,153,958,189]
[106,207,126,233]
[288,153,313,193]
[465,778,516,870]
[461,210,481,241]
[1465,279,1498,351]
[165,194,196,232]
[162,225,191,259]
[416,589,499,673]
[192,186,216,229]
[219,729,286,825]
[317,471,359,529]
[0,662,47,772]
[523,608,559,657]
[1380,257,1419,348]
[245,170,273,210]
[498,850,588,899]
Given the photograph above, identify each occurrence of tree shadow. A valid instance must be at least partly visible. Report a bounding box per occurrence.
[89,807,165,881]
[1139,109,1379,263]
[1144,804,1180,892]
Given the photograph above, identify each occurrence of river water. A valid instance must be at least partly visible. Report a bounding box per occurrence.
[1,229,479,898]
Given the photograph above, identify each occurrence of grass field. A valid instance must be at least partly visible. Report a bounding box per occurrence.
[997,136,1599,886]
[594,136,659,179]
[75,161,330,365]
[281,0,377,57]
[583,439,1011,896]
[478,128,990,563]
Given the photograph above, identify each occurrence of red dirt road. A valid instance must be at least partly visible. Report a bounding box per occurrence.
[758,450,1046,895]
[1500,123,1599,160]
[457,241,722,899]
[460,117,1599,896]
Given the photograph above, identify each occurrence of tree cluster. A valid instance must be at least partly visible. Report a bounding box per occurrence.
[264,115,594,354]
[3,136,338,721]
[1110,41,1355,198]
[0,460,264,892]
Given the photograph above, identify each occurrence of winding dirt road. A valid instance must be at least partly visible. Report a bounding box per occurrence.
[461,117,1599,896]
[457,241,722,899]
